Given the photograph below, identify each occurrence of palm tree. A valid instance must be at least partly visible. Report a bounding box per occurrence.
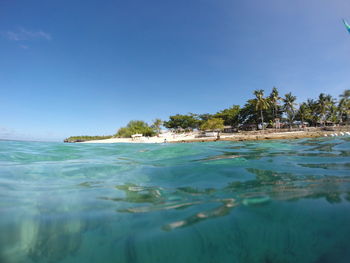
[317,93,333,126]
[269,87,280,120]
[253,90,270,130]
[306,99,319,126]
[339,90,350,125]
[297,102,310,125]
[340,89,350,100]
[283,92,297,129]
[327,104,339,124]
[338,98,347,124]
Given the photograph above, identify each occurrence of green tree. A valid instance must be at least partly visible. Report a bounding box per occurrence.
[340,89,350,100]
[339,89,350,125]
[200,118,225,131]
[197,113,213,127]
[198,113,213,122]
[269,87,281,121]
[296,102,311,124]
[253,90,270,130]
[238,100,257,126]
[64,135,112,143]
[163,114,199,130]
[116,120,156,138]
[327,104,339,124]
[214,105,240,127]
[152,118,163,136]
[304,99,319,126]
[283,92,297,128]
[317,93,334,126]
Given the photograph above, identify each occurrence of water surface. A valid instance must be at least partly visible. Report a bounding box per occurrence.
[1,138,350,263]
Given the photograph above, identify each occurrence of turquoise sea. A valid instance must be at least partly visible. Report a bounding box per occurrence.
[1,138,350,263]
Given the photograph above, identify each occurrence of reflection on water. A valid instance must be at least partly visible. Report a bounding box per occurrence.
[1,138,350,263]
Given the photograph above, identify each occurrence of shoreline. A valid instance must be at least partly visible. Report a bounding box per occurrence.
[80,128,350,144]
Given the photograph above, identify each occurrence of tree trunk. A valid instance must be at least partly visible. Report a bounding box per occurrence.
[260,110,264,130]
[302,117,305,130]
[322,114,325,127]
[275,105,278,119]
[274,106,277,130]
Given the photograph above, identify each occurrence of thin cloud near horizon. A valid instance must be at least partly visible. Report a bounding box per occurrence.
[1,27,51,41]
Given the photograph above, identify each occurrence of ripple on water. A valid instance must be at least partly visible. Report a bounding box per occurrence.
[0,138,350,263]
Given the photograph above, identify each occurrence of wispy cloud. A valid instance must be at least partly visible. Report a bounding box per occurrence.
[19,44,29,49]
[1,27,51,41]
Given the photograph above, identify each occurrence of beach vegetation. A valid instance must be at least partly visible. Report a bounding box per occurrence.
[151,119,163,136]
[269,87,281,121]
[64,135,113,143]
[198,113,213,123]
[317,93,334,126]
[163,114,200,130]
[283,92,297,129]
[65,89,350,142]
[327,104,339,124]
[200,118,225,131]
[214,105,240,126]
[252,90,270,129]
[115,120,156,138]
[305,99,320,126]
[238,99,258,126]
[296,102,311,124]
[339,90,350,125]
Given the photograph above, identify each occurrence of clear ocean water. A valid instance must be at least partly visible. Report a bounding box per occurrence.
[1,138,350,263]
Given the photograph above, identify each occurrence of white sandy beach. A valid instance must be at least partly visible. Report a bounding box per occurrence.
[79,130,345,144]
[80,132,201,144]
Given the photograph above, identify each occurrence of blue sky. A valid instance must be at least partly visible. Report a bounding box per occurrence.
[1,0,350,141]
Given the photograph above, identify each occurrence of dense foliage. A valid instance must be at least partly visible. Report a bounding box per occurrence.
[64,135,112,143]
[65,88,350,142]
[163,114,200,130]
[151,119,163,135]
[115,120,156,138]
[213,105,240,126]
[200,118,225,131]
[163,88,350,131]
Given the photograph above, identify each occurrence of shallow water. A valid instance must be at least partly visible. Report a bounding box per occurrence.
[1,138,350,263]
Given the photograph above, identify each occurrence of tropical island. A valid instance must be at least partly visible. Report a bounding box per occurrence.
[64,88,350,143]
